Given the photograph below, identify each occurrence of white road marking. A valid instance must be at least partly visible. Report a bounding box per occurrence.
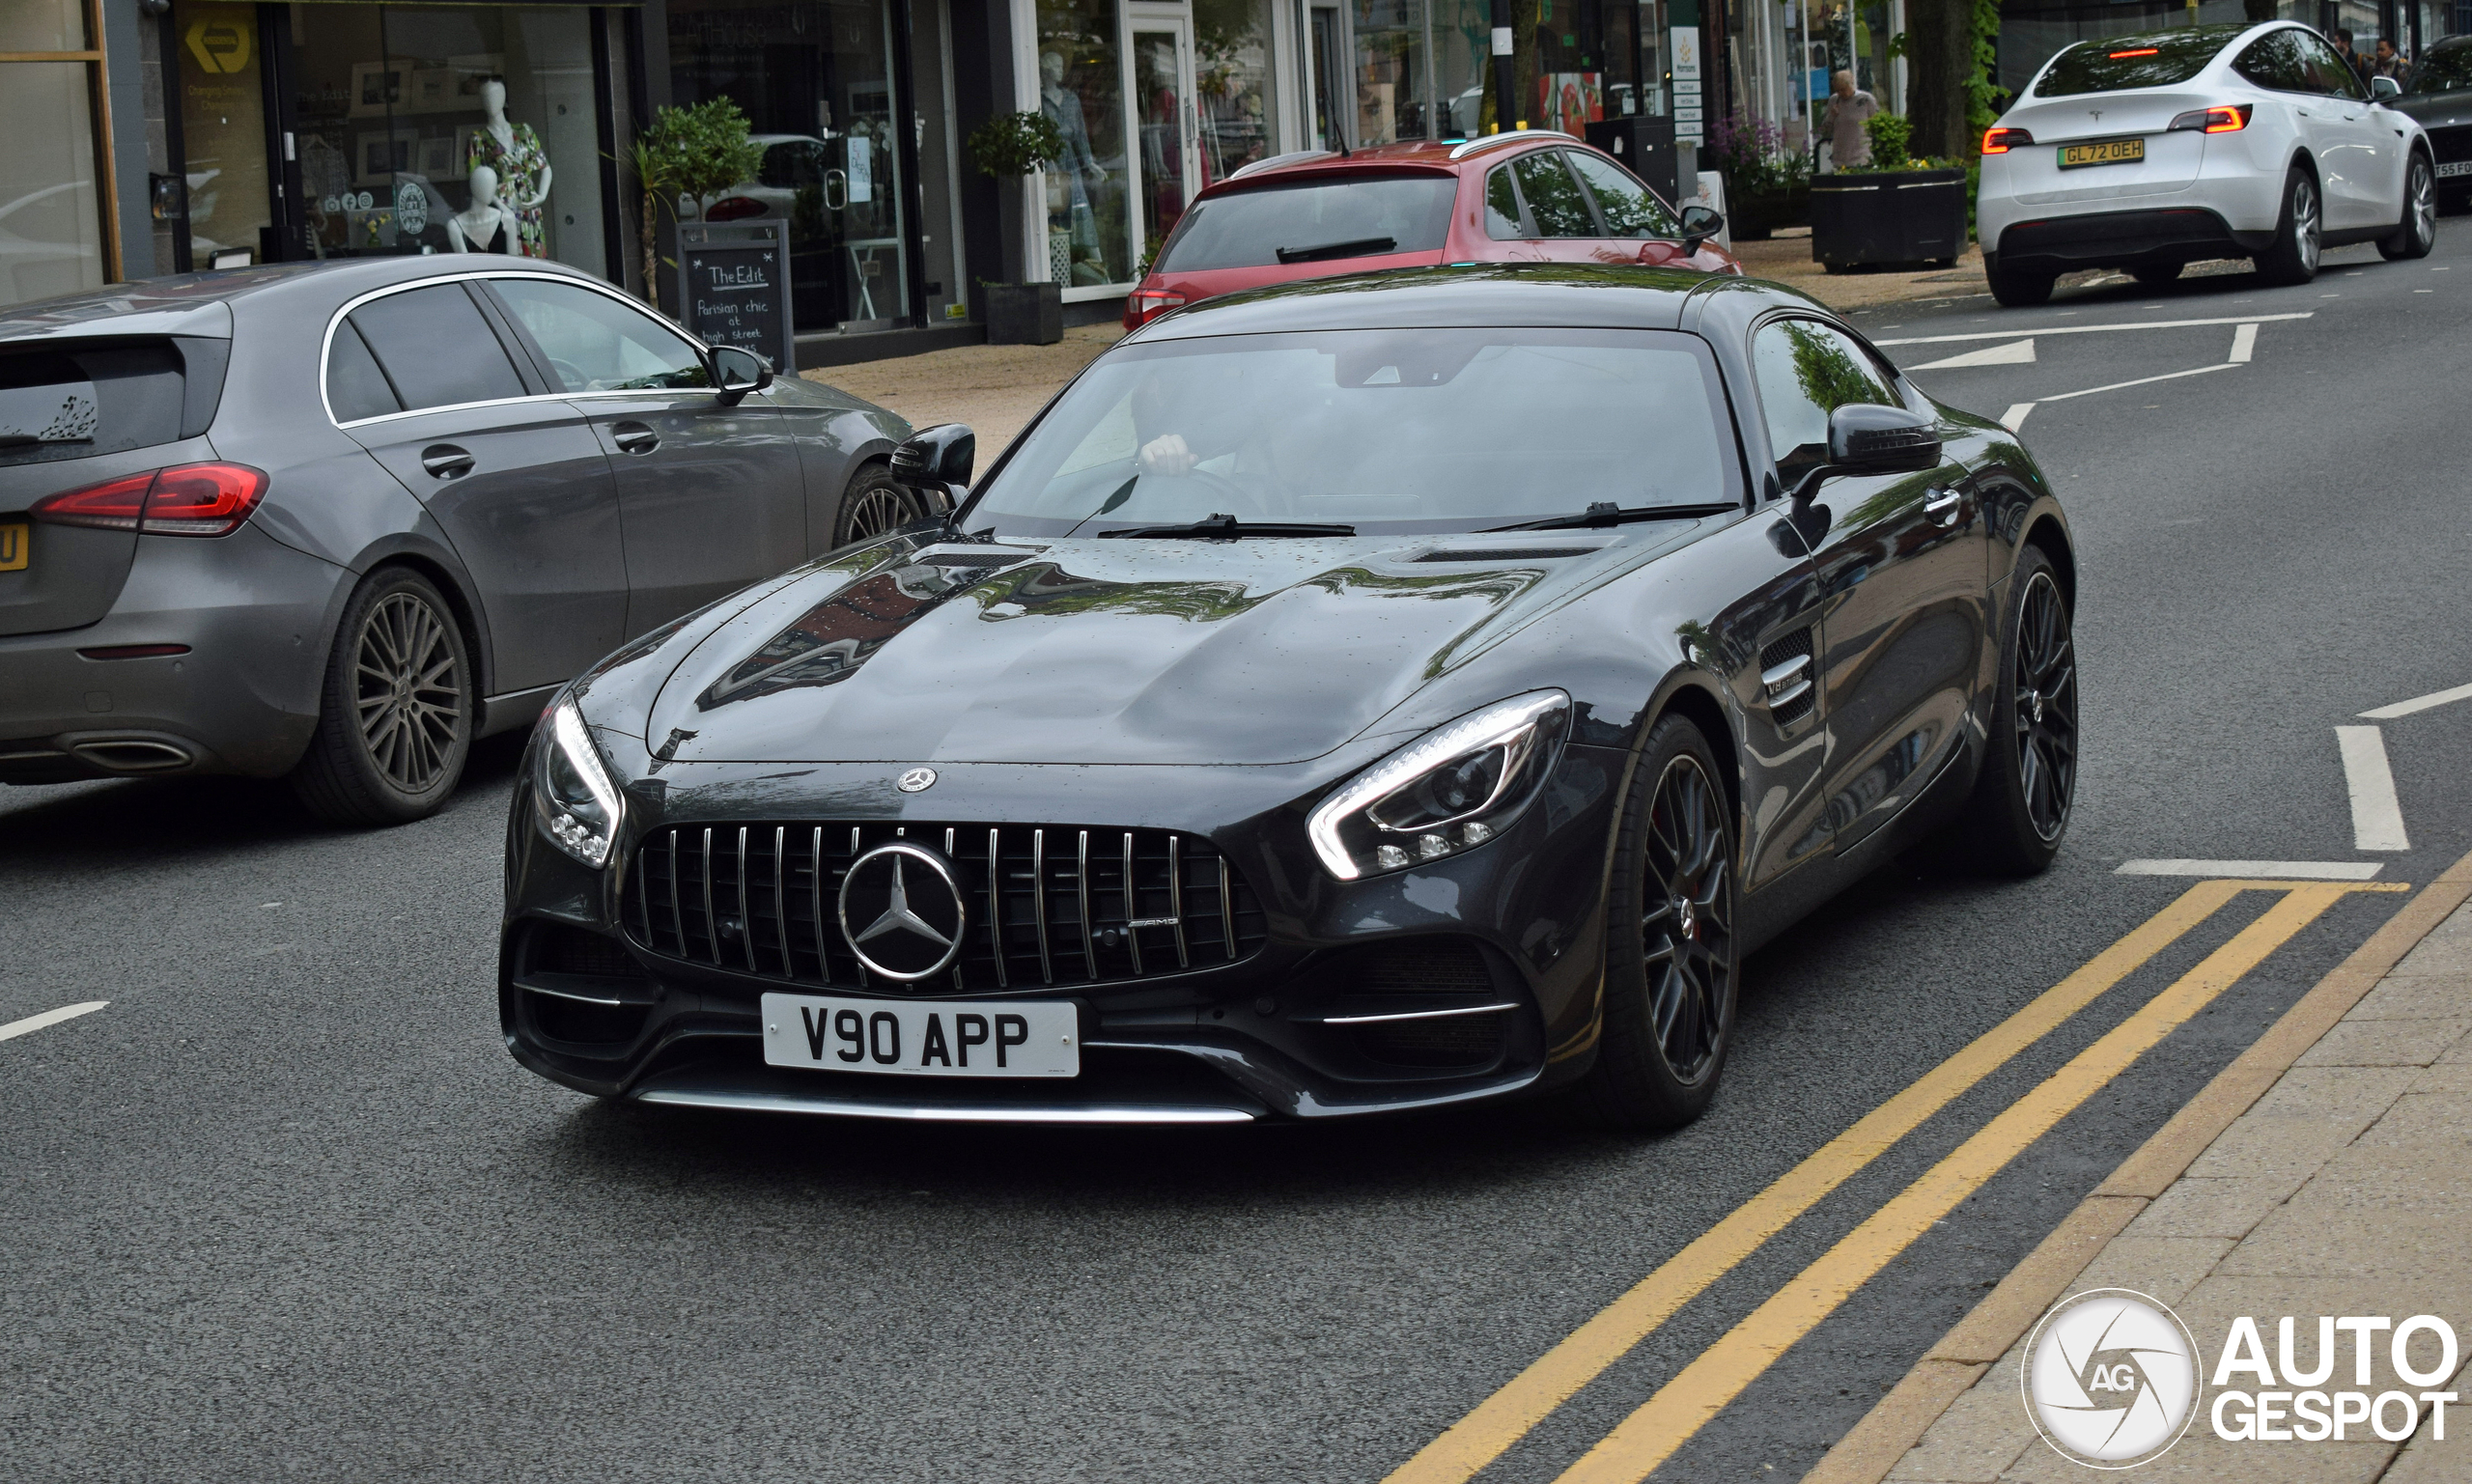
[2115,860,2384,880]
[1909,339,2037,370]
[2228,322,2259,363]
[2336,725,2411,851]
[2360,680,2472,719]
[1999,403,2036,432]
[1874,312,2313,347]
[0,1001,109,1044]
[2039,362,2237,403]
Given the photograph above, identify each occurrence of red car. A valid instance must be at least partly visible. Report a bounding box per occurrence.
[1122,130,1742,331]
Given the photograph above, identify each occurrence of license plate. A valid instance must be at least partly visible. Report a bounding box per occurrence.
[0,520,25,573]
[760,992,1080,1078]
[2060,138,2145,169]
[2438,161,2472,179]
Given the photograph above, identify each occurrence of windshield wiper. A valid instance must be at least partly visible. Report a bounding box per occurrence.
[1275,235,1396,265]
[1482,500,1741,533]
[1095,513,1357,540]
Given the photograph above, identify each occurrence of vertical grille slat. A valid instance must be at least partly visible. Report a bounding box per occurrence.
[620,821,1267,992]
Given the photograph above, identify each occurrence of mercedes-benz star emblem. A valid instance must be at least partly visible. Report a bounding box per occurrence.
[897,767,937,793]
[837,841,967,981]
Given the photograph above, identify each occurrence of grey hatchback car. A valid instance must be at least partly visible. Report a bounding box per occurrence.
[0,256,919,823]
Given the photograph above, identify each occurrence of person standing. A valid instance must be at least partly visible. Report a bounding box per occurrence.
[2332,29,2370,87]
[1821,70,1878,173]
[2373,38,2412,87]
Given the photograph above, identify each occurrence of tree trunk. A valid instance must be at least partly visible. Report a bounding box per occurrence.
[1905,0,1975,161]
[639,191,661,311]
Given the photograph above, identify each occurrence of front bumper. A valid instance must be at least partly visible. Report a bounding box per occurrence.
[499,744,1630,1124]
[0,526,341,783]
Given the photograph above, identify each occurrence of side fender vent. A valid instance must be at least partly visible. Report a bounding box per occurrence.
[1758,628,1815,726]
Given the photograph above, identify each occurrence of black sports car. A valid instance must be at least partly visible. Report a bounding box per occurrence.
[499,266,2079,1130]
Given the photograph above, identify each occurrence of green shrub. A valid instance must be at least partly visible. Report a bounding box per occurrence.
[1865,112,1913,171]
[968,111,1067,179]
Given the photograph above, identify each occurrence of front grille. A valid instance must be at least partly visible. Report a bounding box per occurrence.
[2428,124,2472,165]
[622,822,1268,993]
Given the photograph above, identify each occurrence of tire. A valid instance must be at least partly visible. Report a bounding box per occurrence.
[1952,547,2077,876]
[2129,263,2183,289]
[289,567,474,826]
[2255,167,2322,286]
[1988,261,2055,307]
[1576,713,1740,1132]
[831,461,924,547]
[2379,152,2437,260]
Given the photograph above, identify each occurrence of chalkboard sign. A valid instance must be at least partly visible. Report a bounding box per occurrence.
[675,220,795,374]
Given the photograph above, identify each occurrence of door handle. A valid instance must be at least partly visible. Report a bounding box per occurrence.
[1924,489,1963,526]
[420,444,474,479]
[612,422,660,455]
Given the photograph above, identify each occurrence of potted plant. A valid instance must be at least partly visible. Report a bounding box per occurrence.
[967,111,1069,345]
[1809,112,1969,272]
[1706,114,1811,239]
[628,98,767,312]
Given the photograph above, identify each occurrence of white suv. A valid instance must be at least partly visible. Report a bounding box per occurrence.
[1980,21,2435,306]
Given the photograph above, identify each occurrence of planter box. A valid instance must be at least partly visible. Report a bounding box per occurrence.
[1810,169,1967,270]
[985,282,1062,346]
[1726,185,1810,240]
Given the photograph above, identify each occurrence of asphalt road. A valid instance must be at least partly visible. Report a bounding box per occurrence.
[7,230,2472,1484]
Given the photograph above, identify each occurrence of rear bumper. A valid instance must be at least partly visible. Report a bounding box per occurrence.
[0,525,342,784]
[1988,208,2276,276]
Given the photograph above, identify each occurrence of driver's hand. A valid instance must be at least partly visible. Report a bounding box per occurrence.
[1138,433,1197,476]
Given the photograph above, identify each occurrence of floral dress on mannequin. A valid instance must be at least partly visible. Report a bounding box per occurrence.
[466,123,551,258]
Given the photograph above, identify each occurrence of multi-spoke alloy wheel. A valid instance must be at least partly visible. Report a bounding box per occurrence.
[2012,570,2077,843]
[353,591,464,792]
[290,569,473,826]
[1580,713,1739,1130]
[835,463,923,546]
[2383,154,2437,260]
[1641,753,1734,1084]
[2261,169,2321,285]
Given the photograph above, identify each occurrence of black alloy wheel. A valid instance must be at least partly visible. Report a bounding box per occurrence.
[291,567,474,826]
[2380,153,2438,260]
[2257,167,2322,285]
[833,462,925,547]
[1952,546,2077,875]
[1579,713,1739,1131]
[1988,259,2056,308]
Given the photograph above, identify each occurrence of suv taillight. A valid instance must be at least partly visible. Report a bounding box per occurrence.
[2168,104,2253,134]
[32,462,268,537]
[1981,127,2034,154]
[1127,288,1187,326]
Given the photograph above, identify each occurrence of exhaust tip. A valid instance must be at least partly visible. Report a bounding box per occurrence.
[69,738,194,773]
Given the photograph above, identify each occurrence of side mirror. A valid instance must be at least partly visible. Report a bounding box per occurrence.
[1679,204,1725,253]
[891,423,976,511]
[2372,75,2402,101]
[712,345,773,403]
[1789,404,1943,503]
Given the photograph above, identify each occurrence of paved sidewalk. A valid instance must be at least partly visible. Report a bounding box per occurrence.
[1812,877,2472,1483]
[801,322,1123,463]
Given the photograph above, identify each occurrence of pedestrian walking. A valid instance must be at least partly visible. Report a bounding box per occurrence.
[2332,29,2371,86]
[1821,70,1878,173]
[2373,37,2411,87]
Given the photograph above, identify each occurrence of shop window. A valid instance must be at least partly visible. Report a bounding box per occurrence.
[670,0,913,332]
[1351,0,1422,145]
[4,3,111,306]
[1195,0,1278,180]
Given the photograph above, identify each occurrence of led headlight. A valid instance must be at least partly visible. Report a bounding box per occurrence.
[1306,691,1570,880]
[533,696,625,868]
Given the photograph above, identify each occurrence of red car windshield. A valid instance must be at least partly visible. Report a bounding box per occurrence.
[1153,176,1458,272]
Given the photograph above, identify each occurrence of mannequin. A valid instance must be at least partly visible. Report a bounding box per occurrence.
[463,77,552,258]
[446,165,520,253]
[1039,51,1104,281]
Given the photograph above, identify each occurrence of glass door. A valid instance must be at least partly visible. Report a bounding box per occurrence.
[1127,9,1198,271]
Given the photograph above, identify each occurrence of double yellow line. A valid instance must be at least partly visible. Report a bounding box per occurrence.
[1386,878,2402,1484]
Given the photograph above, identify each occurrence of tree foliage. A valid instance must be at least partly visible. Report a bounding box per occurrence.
[967,111,1067,178]
[628,98,766,309]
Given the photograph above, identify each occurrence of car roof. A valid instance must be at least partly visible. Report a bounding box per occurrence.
[1123,263,1819,342]
[0,255,611,344]
[1207,132,1592,195]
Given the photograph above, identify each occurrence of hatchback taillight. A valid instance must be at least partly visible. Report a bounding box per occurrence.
[32,462,268,537]
[1127,288,1187,326]
[2168,104,2253,134]
[1981,127,2034,155]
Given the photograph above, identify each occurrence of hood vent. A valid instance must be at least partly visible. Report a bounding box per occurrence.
[1415,546,1602,563]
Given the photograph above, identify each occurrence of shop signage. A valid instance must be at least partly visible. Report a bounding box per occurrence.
[676,219,795,376]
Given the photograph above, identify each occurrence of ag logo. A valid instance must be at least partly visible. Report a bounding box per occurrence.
[2023,1289,2201,1468]
[836,841,966,981]
[183,17,252,74]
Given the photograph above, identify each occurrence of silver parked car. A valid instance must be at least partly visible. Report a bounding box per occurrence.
[0,257,922,823]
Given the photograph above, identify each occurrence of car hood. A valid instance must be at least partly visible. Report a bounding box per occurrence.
[638,529,1674,767]
[2391,91,2472,129]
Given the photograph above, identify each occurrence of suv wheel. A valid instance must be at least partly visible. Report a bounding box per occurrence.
[2379,153,2437,260]
[1988,260,2056,307]
[290,567,473,826]
[2256,167,2322,285]
[832,462,923,547]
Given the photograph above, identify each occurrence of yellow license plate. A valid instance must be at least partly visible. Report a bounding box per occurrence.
[0,520,26,574]
[2060,138,2145,169]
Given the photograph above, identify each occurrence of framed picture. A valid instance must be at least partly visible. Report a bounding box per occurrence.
[349,62,402,116]
[415,134,461,179]
[357,129,417,183]
[409,68,454,110]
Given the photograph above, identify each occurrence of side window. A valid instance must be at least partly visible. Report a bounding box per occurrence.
[488,278,712,393]
[324,320,401,423]
[2297,34,2368,98]
[1484,164,1526,238]
[1563,150,1683,238]
[2234,32,2309,93]
[1512,151,1599,237]
[345,284,527,413]
[1751,319,1897,474]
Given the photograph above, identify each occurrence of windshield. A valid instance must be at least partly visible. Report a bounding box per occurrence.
[1154,176,1459,271]
[2407,43,2472,94]
[960,326,1741,539]
[2032,26,2244,97]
